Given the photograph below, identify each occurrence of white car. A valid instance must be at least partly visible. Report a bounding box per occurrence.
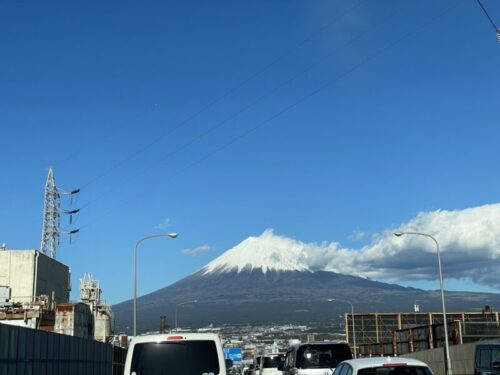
[124,332,230,375]
[333,357,434,375]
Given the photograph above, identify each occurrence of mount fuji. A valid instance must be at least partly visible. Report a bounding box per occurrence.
[113,230,500,333]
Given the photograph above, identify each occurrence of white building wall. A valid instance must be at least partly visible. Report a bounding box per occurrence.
[0,250,70,304]
[0,250,36,303]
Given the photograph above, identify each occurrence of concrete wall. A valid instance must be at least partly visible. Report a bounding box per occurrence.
[95,308,114,343]
[36,250,70,303]
[0,250,69,304]
[0,250,36,303]
[404,341,486,375]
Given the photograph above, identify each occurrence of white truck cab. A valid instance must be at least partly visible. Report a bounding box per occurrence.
[124,332,230,375]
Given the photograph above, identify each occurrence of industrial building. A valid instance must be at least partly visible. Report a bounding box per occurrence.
[54,302,93,338]
[79,273,115,343]
[0,248,70,305]
[0,248,114,343]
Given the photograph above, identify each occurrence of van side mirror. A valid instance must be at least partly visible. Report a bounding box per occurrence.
[225,359,234,369]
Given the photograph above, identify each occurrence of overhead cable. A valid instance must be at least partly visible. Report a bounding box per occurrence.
[78,1,464,230]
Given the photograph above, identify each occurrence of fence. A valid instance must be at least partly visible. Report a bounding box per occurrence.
[345,311,498,350]
[0,322,126,375]
[458,321,500,343]
[358,321,500,357]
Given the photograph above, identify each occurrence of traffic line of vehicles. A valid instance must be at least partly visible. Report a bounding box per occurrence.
[122,332,435,375]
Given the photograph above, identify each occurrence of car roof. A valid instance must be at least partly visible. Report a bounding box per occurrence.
[131,332,221,344]
[340,357,430,371]
[289,341,350,350]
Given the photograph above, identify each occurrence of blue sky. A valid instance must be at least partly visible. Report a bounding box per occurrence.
[1,0,499,304]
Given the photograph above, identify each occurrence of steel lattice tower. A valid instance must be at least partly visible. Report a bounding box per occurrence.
[40,168,61,258]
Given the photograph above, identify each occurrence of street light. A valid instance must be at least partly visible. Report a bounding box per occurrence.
[133,232,178,337]
[175,300,198,331]
[328,298,356,358]
[394,231,452,375]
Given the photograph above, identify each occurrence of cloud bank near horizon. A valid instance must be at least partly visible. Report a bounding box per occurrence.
[257,203,500,290]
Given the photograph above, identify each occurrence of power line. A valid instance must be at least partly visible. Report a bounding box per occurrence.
[79,1,464,231]
[78,1,410,211]
[476,0,499,32]
[76,0,366,190]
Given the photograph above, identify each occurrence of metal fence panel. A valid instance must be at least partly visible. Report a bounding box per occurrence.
[0,322,126,375]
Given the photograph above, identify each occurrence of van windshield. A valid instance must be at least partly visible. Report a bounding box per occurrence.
[131,340,220,375]
[296,344,352,369]
[358,366,433,375]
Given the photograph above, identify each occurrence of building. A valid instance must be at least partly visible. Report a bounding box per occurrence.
[54,302,93,338]
[0,249,70,305]
[80,273,115,343]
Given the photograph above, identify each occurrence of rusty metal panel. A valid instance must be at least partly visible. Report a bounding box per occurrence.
[55,302,92,338]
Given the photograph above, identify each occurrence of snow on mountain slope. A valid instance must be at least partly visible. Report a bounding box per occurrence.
[201,229,312,274]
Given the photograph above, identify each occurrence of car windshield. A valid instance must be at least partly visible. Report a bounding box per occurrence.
[262,356,284,368]
[296,344,352,369]
[131,340,220,375]
[358,366,433,375]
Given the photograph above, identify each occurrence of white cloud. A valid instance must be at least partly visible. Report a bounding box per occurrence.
[344,203,500,288]
[348,229,366,242]
[181,245,212,257]
[154,218,171,230]
[236,203,500,289]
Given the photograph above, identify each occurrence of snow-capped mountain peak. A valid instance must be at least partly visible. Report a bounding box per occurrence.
[201,229,312,274]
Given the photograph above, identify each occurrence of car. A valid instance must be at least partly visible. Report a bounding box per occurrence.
[124,332,232,375]
[280,341,353,375]
[475,343,500,375]
[333,357,433,375]
[260,353,285,375]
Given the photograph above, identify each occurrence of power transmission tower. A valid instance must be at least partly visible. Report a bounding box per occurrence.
[40,168,80,259]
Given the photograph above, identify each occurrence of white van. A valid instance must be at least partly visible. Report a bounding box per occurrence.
[124,332,230,375]
[281,342,352,375]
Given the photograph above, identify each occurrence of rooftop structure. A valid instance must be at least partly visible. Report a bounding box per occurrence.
[79,273,114,343]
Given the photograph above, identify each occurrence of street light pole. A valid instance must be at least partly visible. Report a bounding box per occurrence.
[328,298,356,358]
[175,300,198,331]
[133,233,178,337]
[394,231,452,375]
